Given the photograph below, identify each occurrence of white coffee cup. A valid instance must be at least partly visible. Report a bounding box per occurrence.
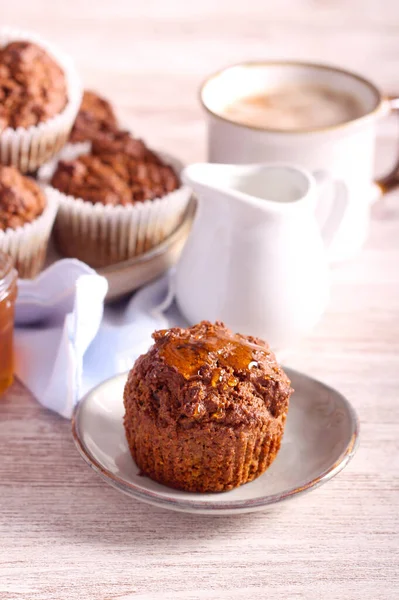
[200,61,399,263]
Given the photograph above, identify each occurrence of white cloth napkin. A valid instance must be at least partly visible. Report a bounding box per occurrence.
[15,260,185,418]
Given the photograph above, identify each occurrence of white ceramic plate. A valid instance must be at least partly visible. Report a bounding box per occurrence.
[72,369,359,515]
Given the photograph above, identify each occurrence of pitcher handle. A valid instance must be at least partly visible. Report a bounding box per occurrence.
[313,171,349,249]
[375,95,399,195]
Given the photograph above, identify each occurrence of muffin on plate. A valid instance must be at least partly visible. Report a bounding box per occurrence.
[123,321,293,493]
[0,165,58,278]
[44,130,189,268]
[69,90,118,143]
[0,28,81,172]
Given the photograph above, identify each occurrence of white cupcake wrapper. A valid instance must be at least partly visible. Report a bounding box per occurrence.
[38,144,192,267]
[0,186,59,278]
[0,27,82,173]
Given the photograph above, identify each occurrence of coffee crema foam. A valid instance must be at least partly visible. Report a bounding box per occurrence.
[222,84,365,131]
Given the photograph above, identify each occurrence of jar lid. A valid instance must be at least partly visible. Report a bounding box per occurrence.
[0,251,17,299]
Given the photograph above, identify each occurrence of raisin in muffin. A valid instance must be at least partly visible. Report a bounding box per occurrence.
[123,321,293,493]
[46,130,188,268]
[69,90,118,143]
[0,165,57,277]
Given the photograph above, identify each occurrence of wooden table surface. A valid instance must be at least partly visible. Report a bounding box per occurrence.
[1,2,399,599]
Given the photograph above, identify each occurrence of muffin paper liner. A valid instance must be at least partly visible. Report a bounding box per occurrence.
[0,186,58,278]
[38,144,192,268]
[124,409,286,493]
[0,27,82,173]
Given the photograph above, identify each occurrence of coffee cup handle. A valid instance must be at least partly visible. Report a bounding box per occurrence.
[375,95,399,194]
[313,171,349,249]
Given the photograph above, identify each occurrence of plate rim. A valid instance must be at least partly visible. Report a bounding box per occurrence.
[71,368,360,512]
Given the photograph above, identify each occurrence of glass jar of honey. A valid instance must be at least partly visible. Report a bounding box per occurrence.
[0,252,17,395]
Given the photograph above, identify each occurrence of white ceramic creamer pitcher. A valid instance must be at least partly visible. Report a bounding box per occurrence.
[175,163,348,350]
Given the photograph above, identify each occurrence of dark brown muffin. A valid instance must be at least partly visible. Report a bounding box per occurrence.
[0,165,46,229]
[69,90,118,143]
[49,125,185,267]
[0,165,56,278]
[51,131,180,205]
[90,129,179,201]
[91,128,160,163]
[96,152,180,202]
[50,155,132,206]
[0,41,67,131]
[123,321,293,493]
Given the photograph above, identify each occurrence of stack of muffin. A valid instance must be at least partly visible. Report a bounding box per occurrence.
[0,30,188,277]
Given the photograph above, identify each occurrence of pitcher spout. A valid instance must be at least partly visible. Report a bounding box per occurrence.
[181,162,242,197]
[181,162,268,217]
[181,162,317,227]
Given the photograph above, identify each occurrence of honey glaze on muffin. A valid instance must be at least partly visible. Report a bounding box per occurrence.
[158,324,267,376]
[153,321,291,424]
[123,321,293,493]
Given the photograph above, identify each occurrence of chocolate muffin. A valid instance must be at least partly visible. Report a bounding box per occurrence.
[91,128,160,163]
[123,321,293,493]
[51,147,179,205]
[50,155,132,206]
[0,30,81,173]
[51,130,180,206]
[0,41,67,130]
[94,153,180,202]
[0,165,46,229]
[0,165,57,277]
[46,128,187,268]
[69,90,118,143]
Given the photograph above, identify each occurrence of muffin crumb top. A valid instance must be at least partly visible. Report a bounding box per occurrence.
[50,155,132,205]
[51,130,180,205]
[69,90,118,143]
[0,41,67,130]
[125,321,293,428]
[0,165,46,230]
